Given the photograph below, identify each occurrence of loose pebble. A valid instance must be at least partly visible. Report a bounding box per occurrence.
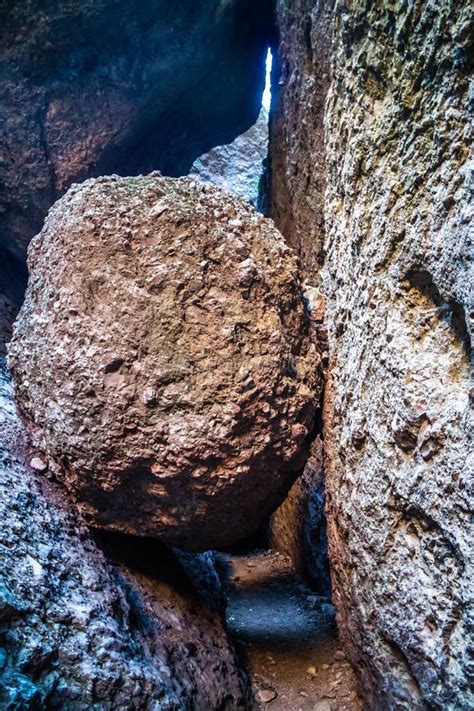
[30,457,47,473]
[257,688,277,703]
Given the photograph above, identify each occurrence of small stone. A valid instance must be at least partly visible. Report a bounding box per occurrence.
[334,650,345,661]
[321,663,330,670]
[307,665,318,678]
[30,457,47,473]
[313,702,331,711]
[257,688,277,703]
[148,201,168,219]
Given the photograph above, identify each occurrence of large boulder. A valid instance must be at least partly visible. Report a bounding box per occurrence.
[0,0,272,263]
[9,174,320,550]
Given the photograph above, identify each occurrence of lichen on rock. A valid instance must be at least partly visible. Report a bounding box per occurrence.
[9,173,321,550]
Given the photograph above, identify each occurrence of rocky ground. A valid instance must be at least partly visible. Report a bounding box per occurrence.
[219,551,362,711]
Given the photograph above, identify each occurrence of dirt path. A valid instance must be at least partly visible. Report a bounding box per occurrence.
[218,550,363,711]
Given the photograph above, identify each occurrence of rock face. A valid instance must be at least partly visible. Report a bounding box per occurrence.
[9,174,320,550]
[269,0,472,708]
[0,357,250,710]
[269,437,331,598]
[267,0,333,281]
[323,3,473,707]
[0,0,272,262]
[189,108,269,207]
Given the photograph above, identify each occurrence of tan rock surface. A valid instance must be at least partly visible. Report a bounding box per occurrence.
[323,2,473,708]
[9,173,321,550]
[268,0,472,707]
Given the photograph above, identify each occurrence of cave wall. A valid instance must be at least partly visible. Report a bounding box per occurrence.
[267,0,334,282]
[0,0,273,264]
[324,2,472,707]
[269,0,472,708]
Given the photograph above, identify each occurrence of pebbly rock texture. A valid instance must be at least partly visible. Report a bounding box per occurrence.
[0,357,250,710]
[266,0,334,282]
[0,0,272,263]
[9,174,321,551]
[189,108,269,207]
[322,2,473,709]
[268,0,472,707]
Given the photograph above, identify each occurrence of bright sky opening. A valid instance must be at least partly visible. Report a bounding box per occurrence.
[261,48,272,110]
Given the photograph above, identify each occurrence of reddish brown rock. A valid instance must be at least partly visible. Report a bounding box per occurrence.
[0,0,272,263]
[9,173,321,550]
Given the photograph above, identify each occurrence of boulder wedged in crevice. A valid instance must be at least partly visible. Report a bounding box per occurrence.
[0,0,274,263]
[9,174,321,550]
[0,357,251,710]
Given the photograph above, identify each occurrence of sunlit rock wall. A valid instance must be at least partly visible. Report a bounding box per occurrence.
[324,2,472,708]
[269,0,472,708]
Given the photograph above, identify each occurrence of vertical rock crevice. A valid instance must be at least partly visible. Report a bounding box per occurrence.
[266,0,334,599]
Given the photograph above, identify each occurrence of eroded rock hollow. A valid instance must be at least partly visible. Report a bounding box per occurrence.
[0,0,273,263]
[9,174,321,550]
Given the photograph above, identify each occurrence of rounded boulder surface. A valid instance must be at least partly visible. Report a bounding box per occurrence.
[9,174,321,549]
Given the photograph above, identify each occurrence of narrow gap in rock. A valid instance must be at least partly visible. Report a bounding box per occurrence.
[191,45,360,710]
